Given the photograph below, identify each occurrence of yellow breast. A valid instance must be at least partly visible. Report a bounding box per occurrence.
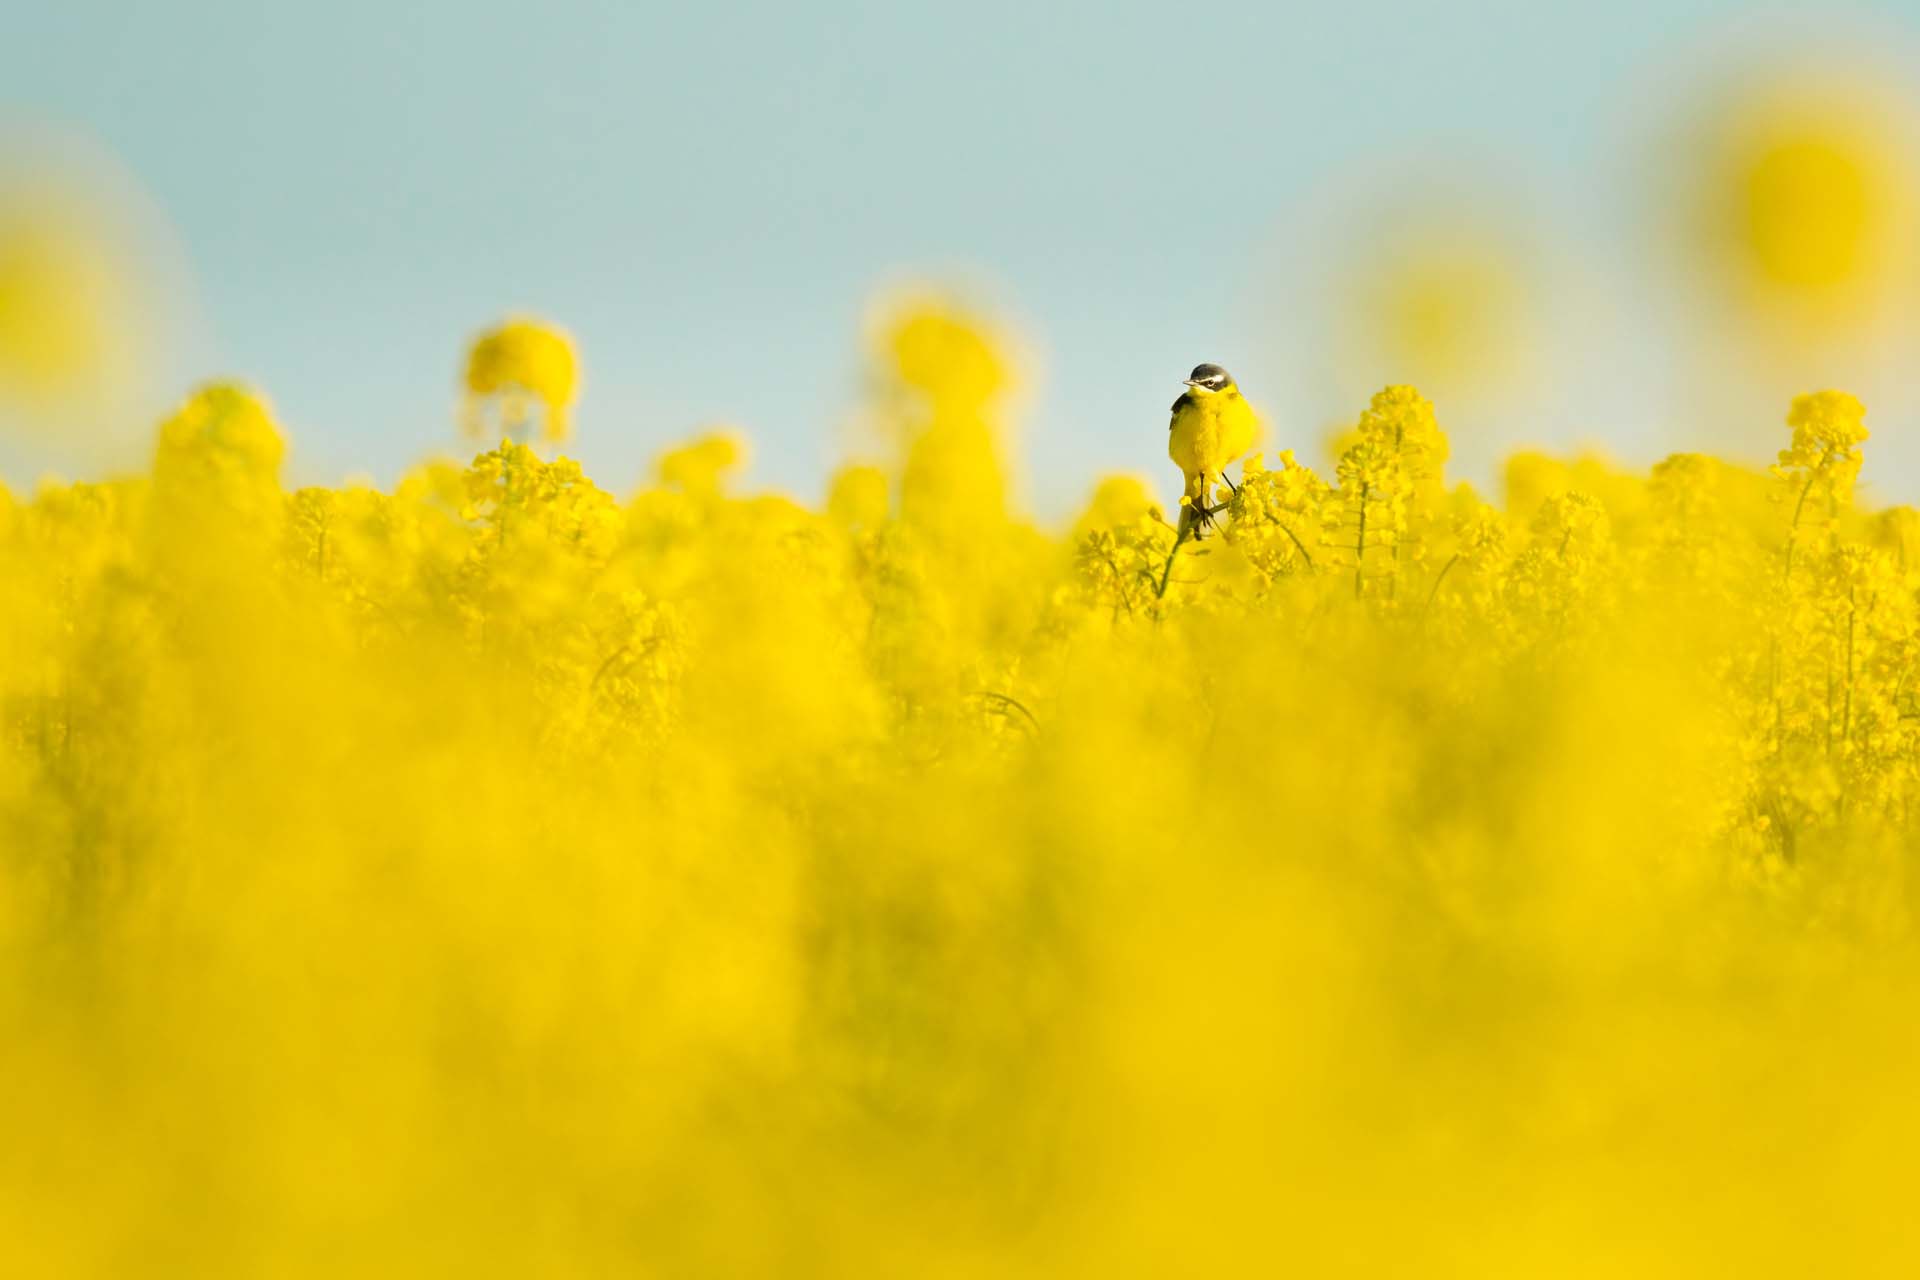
[1170,391,1258,476]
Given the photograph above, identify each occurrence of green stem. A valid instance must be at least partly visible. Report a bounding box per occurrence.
[1843,586,1856,751]
[1770,472,1819,734]
[1098,546,1133,621]
[972,691,1040,733]
[1424,553,1461,614]
[1784,472,1816,585]
[1825,650,1836,759]
[1279,520,1315,570]
[1354,483,1370,600]
[1156,524,1192,601]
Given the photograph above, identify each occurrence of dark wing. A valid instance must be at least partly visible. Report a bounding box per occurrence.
[1169,389,1196,428]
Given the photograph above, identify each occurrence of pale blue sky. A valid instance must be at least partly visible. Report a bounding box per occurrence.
[7,1,1920,512]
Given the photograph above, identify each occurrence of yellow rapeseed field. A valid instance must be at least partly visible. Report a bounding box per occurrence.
[5,297,1920,1275]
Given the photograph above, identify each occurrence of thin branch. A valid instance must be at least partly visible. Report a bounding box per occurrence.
[971,691,1039,734]
[1155,524,1192,601]
[1423,553,1461,614]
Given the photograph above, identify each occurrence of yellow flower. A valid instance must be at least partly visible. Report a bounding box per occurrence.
[0,177,153,426]
[873,293,1013,413]
[1072,474,1163,538]
[655,431,748,499]
[462,316,580,442]
[1335,214,1536,406]
[864,294,1020,548]
[1684,70,1919,326]
[1333,385,1451,599]
[14,296,1920,1277]
[1779,389,1868,471]
[153,381,285,499]
[826,463,891,530]
[1355,384,1448,477]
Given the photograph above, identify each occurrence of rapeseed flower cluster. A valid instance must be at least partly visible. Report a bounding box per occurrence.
[1688,75,1918,324]
[461,316,580,444]
[7,306,1920,1276]
[0,171,160,434]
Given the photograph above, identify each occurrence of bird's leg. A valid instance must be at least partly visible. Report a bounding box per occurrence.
[1199,469,1237,519]
[1199,474,1226,530]
[1184,472,1238,534]
[1198,474,1228,518]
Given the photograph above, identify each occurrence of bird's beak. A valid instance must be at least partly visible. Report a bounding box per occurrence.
[1182,378,1200,388]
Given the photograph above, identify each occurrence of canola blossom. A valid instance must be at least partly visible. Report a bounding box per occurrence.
[0,171,160,431]
[461,316,580,444]
[1689,75,1918,321]
[6,309,1920,1276]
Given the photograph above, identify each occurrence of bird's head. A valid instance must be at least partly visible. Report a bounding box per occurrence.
[1183,363,1235,395]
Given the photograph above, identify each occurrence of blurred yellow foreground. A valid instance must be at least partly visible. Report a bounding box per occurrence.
[2,297,1920,1276]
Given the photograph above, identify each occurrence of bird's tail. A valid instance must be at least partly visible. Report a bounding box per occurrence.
[1179,470,1216,540]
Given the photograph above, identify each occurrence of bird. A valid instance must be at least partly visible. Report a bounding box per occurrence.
[1168,362,1258,539]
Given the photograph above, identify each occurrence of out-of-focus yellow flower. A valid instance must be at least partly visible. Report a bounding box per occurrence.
[153,381,285,505]
[461,316,580,443]
[826,463,890,530]
[655,430,748,500]
[876,294,1012,413]
[1869,504,1920,569]
[1503,450,1649,531]
[1684,71,1918,327]
[1071,474,1163,538]
[865,293,1020,544]
[1331,212,1537,410]
[141,381,288,577]
[16,286,1920,1278]
[0,180,151,425]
